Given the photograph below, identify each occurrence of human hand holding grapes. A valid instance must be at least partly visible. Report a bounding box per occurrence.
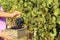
[11,11,22,18]
[9,11,22,28]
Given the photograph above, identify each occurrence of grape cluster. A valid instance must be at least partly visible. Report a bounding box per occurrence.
[10,17,24,29]
[15,17,24,27]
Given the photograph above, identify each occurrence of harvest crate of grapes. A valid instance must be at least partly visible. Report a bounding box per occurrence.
[2,27,27,40]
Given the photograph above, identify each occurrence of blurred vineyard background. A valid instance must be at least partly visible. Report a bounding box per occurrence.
[0,0,60,40]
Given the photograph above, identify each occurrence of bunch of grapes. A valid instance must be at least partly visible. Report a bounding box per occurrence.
[15,17,24,27]
[10,17,24,29]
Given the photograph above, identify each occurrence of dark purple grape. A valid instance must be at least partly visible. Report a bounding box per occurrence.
[10,17,24,29]
[10,26,23,29]
[15,17,24,28]
[15,17,24,25]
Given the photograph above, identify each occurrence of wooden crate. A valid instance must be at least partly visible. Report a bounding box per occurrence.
[2,27,27,40]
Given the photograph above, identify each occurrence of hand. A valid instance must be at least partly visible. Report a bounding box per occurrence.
[11,11,22,18]
[0,32,14,40]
